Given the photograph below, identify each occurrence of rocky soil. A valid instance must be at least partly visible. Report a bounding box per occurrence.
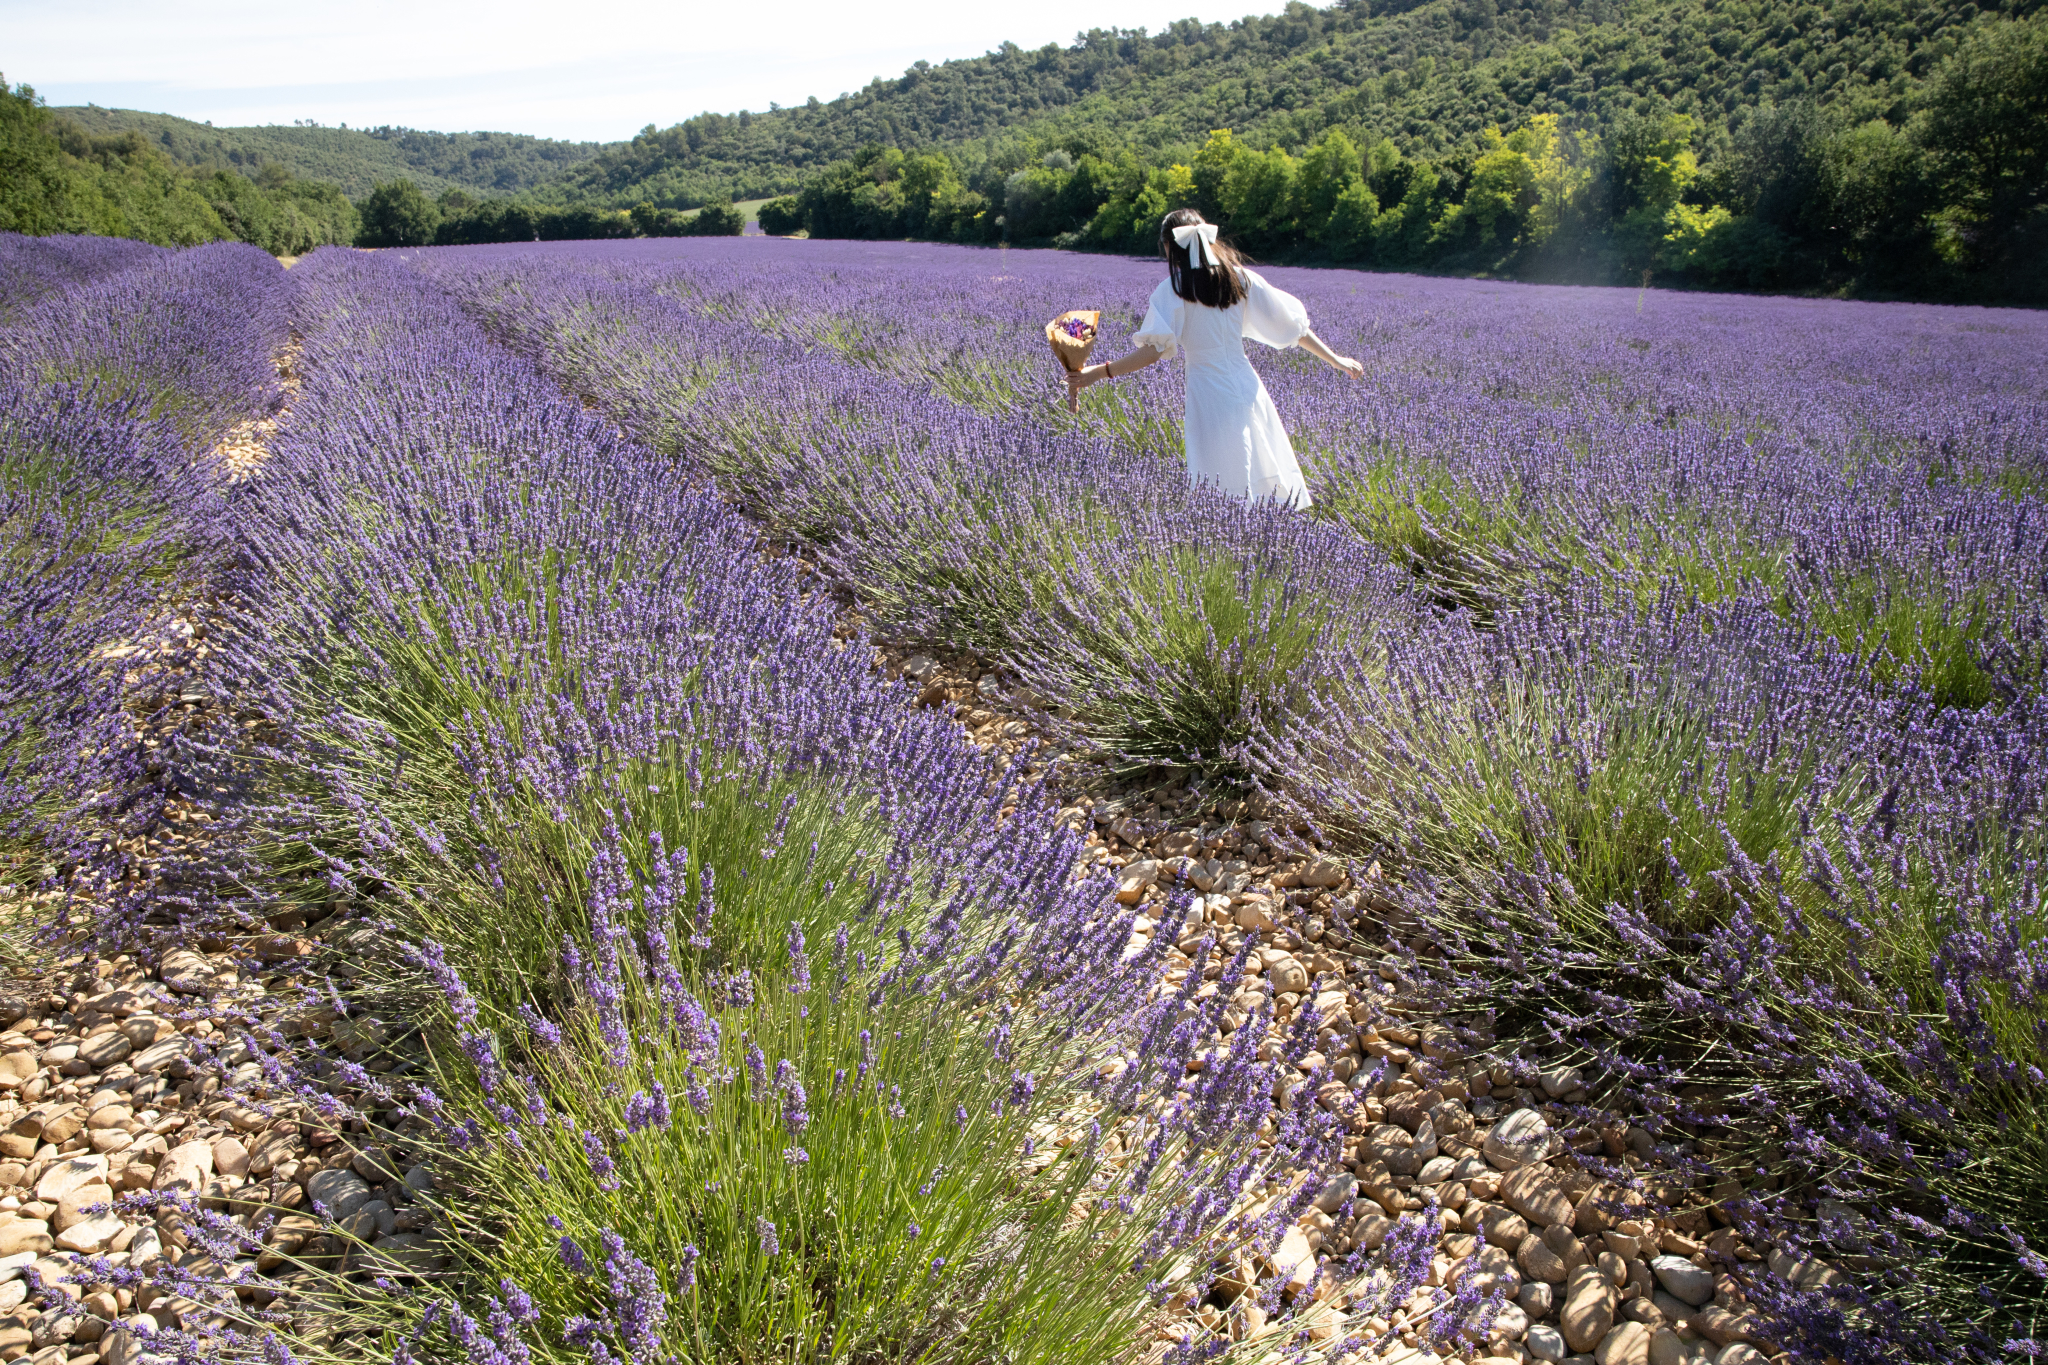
[873,643,1845,1365]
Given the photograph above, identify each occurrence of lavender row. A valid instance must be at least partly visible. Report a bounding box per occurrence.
[1254,575,2048,1357]
[0,242,291,450]
[0,243,292,892]
[0,231,168,317]
[603,237,2045,479]
[402,243,1420,774]
[212,246,1449,1362]
[548,238,2048,709]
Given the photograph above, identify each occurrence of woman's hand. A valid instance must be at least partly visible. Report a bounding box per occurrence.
[1297,331,1365,381]
[1065,364,1105,412]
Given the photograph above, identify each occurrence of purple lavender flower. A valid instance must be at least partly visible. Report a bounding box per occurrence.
[774,1059,809,1136]
[787,921,811,995]
[598,1230,666,1362]
[582,1130,618,1191]
[622,1084,672,1134]
[518,1004,562,1050]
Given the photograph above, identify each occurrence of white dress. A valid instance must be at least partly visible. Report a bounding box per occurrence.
[1132,268,1314,507]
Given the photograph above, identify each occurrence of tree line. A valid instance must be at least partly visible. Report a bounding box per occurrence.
[49,107,603,200]
[352,181,743,247]
[1,80,358,255]
[756,11,2045,302]
[0,78,742,255]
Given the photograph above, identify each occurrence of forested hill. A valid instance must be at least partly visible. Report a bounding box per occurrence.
[545,0,2024,208]
[52,107,601,198]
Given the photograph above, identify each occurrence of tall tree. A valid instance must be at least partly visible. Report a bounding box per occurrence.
[357,179,440,248]
[0,80,68,234]
[1915,14,2048,271]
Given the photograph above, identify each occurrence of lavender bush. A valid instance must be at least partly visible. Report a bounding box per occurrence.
[612,240,2048,710]
[1,241,289,447]
[1260,577,2048,1358]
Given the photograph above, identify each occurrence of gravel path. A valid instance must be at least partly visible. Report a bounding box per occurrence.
[868,642,1833,1365]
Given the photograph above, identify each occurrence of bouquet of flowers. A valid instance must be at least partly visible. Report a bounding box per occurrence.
[1045,310,1099,373]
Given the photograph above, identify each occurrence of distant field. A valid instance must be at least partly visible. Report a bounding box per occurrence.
[679,196,772,223]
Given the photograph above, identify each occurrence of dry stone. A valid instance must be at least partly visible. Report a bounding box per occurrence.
[1349,1212,1391,1251]
[76,1034,131,1069]
[151,1142,213,1195]
[1484,1107,1550,1169]
[1516,1231,1568,1285]
[129,1040,188,1076]
[212,1137,249,1179]
[1595,1321,1653,1365]
[1500,1164,1575,1226]
[53,1182,112,1233]
[158,952,214,995]
[1470,1202,1531,1248]
[34,1156,107,1205]
[1649,1330,1712,1365]
[1365,1124,1429,1177]
[0,1219,49,1257]
[1263,1226,1316,1295]
[1650,1255,1715,1307]
[54,1211,122,1254]
[1690,1304,1754,1347]
[306,1167,373,1220]
[1313,1172,1356,1214]
[1575,1181,1645,1234]
[1268,956,1310,994]
[1525,1324,1567,1362]
[15,1104,84,1146]
[1563,1264,1619,1353]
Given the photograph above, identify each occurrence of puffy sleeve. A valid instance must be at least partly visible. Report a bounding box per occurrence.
[1131,279,1185,359]
[1239,269,1312,349]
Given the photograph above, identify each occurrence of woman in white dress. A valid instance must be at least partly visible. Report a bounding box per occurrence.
[1066,208,1363,507]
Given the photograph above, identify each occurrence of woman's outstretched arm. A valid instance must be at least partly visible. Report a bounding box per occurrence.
[1065,345,1164,411]
[1298,330,1365,379]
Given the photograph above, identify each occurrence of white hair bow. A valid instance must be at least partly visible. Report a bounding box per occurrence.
[1173,222,1220,268]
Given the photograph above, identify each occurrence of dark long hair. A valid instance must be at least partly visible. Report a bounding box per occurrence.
[1159,208,1249,309]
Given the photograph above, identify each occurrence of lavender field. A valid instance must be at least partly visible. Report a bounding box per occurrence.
[2,229,2045,1365]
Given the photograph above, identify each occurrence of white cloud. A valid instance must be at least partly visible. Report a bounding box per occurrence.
[4,0,1284,141]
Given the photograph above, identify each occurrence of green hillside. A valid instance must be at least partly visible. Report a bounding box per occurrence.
[53,106,601,198]
[538,0,2035,208]
[3,82,360,253]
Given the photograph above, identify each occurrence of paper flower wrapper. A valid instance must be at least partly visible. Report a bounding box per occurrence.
[1046,310,1100,373]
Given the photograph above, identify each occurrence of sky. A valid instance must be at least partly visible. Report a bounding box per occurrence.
[7,0,1286,143]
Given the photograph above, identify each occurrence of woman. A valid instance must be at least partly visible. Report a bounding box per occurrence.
[1067,209,1363,507]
